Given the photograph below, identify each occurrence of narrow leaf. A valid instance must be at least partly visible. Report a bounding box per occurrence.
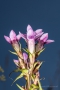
[9,68,20,78]
[35,48,45,57]
[38,80,43,90]
[36,61,43,70]
[22,48,32,56]
[31,84,39,89]
[11,73,23,86]
[16,84,24,90]
[9,50,17,55]
[20,69,28,75]
[34,62,39,68]
[38,48,45,55]
[19,42,21,51]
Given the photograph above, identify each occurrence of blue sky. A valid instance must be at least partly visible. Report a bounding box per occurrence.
[0,0,60,90]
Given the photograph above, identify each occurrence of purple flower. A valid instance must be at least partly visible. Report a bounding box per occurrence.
[27,25,36,39]
[19,25,44,42]
[4,30,21,44]
[40,33,54,44]
[35,33,54,54]
[19,25,43,54]
[23,53,28,63]
[26,25,35,54]
[35,29,44,39]
[13,59,19,66]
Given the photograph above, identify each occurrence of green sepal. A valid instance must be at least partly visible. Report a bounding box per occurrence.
[11,73,23,86]
[31,74,35,82]
[22,48,32,56]
[16,83,24,90]
[34,61,40,68]
[9,50,17,55]
[20,69,28,75]
[38,80,43,90]
[36,61,43,70]
[29,84,39,90]
[19,42,21,51]
[35,48,45,57]
[31,84,39,89]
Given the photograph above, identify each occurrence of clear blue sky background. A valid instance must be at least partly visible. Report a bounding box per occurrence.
[0,0,60,90]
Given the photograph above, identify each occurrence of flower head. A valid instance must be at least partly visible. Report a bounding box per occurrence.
[40,33,54,44]
[4,30,21,44]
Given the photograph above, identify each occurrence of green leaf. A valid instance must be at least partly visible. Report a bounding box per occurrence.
[9,68,20,78]
[31,74,35,82]
[38,80,43,90]
[38,48,45,55]
[11,73,23,86]
[29,84,39,90]
[9,50,17,55]
[16,84,24,90]
[34,62,39,68]
[35,48,45,56]
[22,48,32,56]
[36,61,43,69]
[19,42,21,51]
[31,84,39,89]
[29,87,33,90]
[20,69,28,75]
[22,48,28,53]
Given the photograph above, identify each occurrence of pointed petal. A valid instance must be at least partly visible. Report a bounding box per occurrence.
[27,25,33,32]
[13,60,19,66]
[46,39,54,44]
[40,33,48,42]
[35,32,44,39]
[9,30,17,41]
[19,32,27,42]
[23,53,28,61]
[16,34,21,40]
[4,35,11,43]
[35,29,42,34]
[27,25,35,39]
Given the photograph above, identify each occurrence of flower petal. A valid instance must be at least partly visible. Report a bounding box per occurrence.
[28,39,35,53]
[40,33,48,42]
[23,53,28,63]
[4,35,11,43]
[27,25,33,32]
[16,34,21,40]
[19,32,27,42]
[9,30,17,41]
[35,29,42,34]
[27,25,35,39]
[46,39,54,44]
[35,32,44,39]
[13,59,19,66]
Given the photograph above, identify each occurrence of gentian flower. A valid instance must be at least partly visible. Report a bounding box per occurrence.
[35,33,54,54]
[4,30,21,44]
[19,25,44,42]
[40,33,54,44]
[19,25,44,54]
[4,30,21,52]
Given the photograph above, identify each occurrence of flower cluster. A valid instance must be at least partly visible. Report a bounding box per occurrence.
[4,25,54,90]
